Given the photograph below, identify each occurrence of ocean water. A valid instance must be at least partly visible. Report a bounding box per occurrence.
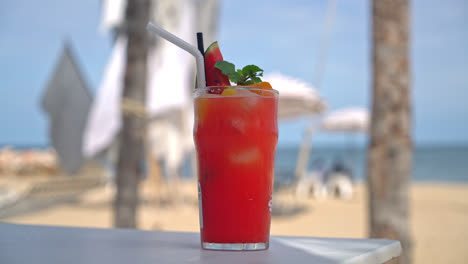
[4,144,468,183]
[274,146,468,183]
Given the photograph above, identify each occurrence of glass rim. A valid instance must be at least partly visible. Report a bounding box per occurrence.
[194,86,279,96]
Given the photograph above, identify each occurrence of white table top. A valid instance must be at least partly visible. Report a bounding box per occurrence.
[0,223,401,264]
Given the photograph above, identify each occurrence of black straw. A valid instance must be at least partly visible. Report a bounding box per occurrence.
[197,32,205,57]
[196,32,207,87]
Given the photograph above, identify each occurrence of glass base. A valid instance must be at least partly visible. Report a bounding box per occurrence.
[202,242,268,251]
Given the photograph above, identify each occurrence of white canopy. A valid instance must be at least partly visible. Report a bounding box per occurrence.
[99,0,125,33]
[263,73,326,119]
[82,36,126,158]
[83,2,195,158]
[320,107,369,132]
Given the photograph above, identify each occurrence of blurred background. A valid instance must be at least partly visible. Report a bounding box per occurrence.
[0,0,467,264]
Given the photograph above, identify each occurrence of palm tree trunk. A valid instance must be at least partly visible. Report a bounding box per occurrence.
[368,0,412,263]
[114,0,151,228]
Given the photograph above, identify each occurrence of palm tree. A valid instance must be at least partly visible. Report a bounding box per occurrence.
[368,0,413,263]
[114,0,151,228]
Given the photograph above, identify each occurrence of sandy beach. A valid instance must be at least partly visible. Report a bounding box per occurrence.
[2,179,467,264]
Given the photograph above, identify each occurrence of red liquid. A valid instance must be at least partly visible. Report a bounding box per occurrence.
[194,89,278,245]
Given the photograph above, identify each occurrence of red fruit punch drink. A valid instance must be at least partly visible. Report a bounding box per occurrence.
[194,86,278,251]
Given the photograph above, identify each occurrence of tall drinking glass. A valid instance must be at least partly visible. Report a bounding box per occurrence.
[193,86,279,251]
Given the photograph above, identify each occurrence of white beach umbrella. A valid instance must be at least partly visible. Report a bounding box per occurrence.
[263,73,326,119]
[320,107,369,133]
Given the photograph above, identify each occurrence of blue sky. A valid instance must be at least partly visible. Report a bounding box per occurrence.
[1,0,467,147]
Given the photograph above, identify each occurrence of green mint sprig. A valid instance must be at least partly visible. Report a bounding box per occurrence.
[214,61,263,85]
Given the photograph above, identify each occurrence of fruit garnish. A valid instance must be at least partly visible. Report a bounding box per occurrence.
[220,81,273,97]
[215,61,264,85]
[251,82,272,88]
[248,81,274,96]
[221,88,238,96]
[204,42,231,94]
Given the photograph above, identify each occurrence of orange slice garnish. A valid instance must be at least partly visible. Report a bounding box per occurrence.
[253,82,272,88]
[249,82,274,96]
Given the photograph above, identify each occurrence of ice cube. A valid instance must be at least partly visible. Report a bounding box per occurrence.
[235,88,259,112]
[230,118,246,133]
[230,147,260,165]
[235,88,257,97]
